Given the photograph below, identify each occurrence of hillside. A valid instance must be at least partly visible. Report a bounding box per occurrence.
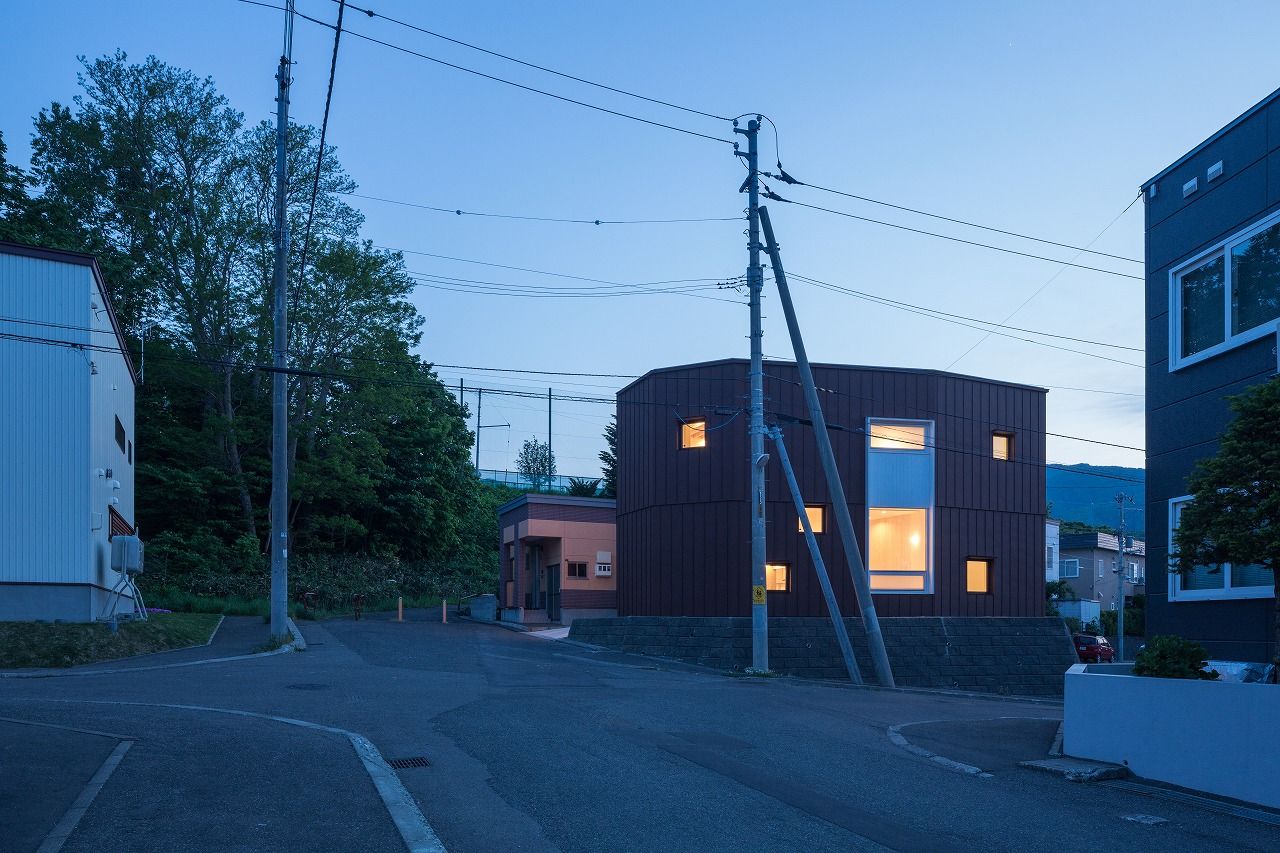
[1047,464,1146,537]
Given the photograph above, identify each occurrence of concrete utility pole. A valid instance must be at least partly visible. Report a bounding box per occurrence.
[475,389,482,469]
[735,117,768,673]
[1114,492,1133,661]
[769,427,862,684]
[268,5,295,641]
[547,387,553,481]
[758,206,896,688]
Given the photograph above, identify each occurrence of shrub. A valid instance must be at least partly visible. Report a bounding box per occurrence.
[1063,616,1083,633]
[1133,635,1220,680]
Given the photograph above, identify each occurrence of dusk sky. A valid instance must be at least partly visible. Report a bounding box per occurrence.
[5,0,1280,479]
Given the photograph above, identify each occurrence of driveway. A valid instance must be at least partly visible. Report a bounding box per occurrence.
[2,612,1276,852]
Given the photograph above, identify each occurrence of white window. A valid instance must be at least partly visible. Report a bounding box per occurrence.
[1060,558,1080,578]
[868,422,927,451]
[1097,559,1104,579]
[595,563,612,577]
[868,508,928,591]
[1046,545,1056,572]
[765,562,790,592]
[1170,210,1280,369]
[1168,496,1274,601]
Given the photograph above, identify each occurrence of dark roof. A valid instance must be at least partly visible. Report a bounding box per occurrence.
[618,357,1048,398]
[1142,84,1280,189]
[1061,532,1146,556]
[495,493,617,516]
[0,240,138,384]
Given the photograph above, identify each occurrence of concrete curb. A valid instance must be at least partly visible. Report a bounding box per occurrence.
[454,614,530,632]
[286,617,306,650]
[1019,757,1130,782]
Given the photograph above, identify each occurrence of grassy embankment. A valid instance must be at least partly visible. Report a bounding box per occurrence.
[0,612,222,669]
[144,589,444,620]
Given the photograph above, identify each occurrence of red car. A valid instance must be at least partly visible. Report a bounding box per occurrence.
[1074,634,1115,663]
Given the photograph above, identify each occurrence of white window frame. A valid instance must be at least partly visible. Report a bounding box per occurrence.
[1169,208,1280,371]
[1167,495,1273,601]
[865,418,935,594]
[1060,558,1080,578]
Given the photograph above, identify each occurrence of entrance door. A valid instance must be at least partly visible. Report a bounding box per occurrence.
[545,563,561,622]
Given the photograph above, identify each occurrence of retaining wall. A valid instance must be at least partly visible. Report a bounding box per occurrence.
[568,616,1077,696]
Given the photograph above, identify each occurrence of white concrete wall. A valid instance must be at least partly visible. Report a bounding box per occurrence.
[1064,664,1280,808]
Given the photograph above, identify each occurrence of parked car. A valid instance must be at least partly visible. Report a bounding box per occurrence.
[1073,634,1115,663]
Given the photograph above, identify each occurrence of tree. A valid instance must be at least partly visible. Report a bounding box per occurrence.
[1171,378,1280,673]
[517,438,556,491]
[566,477,601,497]
[599,415,617,498]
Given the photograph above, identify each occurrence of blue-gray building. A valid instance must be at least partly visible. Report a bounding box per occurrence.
[1142,91,1279,663]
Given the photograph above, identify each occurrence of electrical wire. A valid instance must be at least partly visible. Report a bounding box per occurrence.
[345,191,743,224]
[333,0,731,122]
[767,197,1143,280]
[296,0,346,286]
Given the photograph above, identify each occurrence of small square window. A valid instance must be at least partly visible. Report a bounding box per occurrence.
[680,418,707,449]
[992,432,1013,461]
[797,505,825,534]
[765,563,790,592]
[966,559,992,594]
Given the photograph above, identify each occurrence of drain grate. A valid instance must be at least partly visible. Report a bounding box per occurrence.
[388,756,431,769]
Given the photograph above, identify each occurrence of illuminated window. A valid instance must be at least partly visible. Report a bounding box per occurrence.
[765,563,790,592]
[798,505,825,534]
[869,422,927,451]
[966,559,992,594]
[992,432,1013,461]
[680,418,707,449]
[868,507,929,592]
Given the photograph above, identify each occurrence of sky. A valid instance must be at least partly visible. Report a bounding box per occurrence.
[4,0,1280,480]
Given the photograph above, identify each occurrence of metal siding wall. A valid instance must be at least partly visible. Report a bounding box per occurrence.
[0,254,92,585]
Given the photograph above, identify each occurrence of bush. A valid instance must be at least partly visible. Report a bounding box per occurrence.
[1100,606,1144,638]
[1063,616,1083,633]
[1133,635,1220,680]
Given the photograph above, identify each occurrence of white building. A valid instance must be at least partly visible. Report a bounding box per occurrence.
[1045,518,1060,583]
[0,242,137,621]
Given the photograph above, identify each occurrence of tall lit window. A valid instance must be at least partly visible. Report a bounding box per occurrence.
[992,432,1013,461]
[680,418,706,449]
[966,559,992,594]
[869,422,927,451]
[798,505,825,534]
[868,508,928,591]
[765,563,790,592]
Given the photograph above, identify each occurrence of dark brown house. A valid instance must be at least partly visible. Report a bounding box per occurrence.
[616,359,1047,618]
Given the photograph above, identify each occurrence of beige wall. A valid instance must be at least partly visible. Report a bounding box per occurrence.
[524,520,616,590]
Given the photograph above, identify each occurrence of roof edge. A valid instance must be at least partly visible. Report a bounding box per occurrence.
[1141,83,1280,190]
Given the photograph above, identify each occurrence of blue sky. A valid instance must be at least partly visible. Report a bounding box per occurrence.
[5,0,1279,477]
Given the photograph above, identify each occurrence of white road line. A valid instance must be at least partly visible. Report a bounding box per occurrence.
[36,740,133,853]
[0,716,137,741]
[886,715,1061,779]
[8,699,446,853]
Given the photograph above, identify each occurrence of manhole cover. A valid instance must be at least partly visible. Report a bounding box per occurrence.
[284,683,329,691]
[388,756,431,769]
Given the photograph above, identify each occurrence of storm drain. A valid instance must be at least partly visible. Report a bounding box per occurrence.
[388,756,431,769]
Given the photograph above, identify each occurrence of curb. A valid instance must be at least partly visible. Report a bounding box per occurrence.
[454,614,530,633]
[286,618,307,651]
[1019,757,1130,782]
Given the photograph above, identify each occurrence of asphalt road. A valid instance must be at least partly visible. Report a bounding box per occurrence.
[2,612,1277,852]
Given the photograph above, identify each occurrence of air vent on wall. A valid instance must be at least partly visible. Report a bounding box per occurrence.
[1207,160,1224,182]
[1183,177,1198,198]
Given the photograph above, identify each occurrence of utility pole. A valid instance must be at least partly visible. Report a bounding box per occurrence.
[268,4,295,642]
[547,387,553,482]
[734,117,768,673]
[475,388,482,469]
[759,205,896,688]
[1114,492,1133,662]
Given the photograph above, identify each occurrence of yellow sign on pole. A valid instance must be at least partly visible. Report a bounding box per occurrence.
[752,585,766,605]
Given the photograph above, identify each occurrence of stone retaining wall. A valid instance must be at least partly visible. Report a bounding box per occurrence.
[568,616,1077,696]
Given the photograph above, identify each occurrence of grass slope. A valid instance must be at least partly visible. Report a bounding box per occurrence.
[0,612,222,669]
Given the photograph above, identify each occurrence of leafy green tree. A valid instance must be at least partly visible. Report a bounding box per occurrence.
[599,415,617,498]
[517,438,556,491]
[1171,378,1280,671]
[566,477,601,497]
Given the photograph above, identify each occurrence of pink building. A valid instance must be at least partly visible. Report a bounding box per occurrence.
[497,494,616,625]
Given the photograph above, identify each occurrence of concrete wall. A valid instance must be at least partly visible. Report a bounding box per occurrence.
[1065,664,1280,808]
[569,616,1077,696]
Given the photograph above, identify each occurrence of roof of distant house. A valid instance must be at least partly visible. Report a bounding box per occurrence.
[1061,532,1146,557]
[496,492,616,516]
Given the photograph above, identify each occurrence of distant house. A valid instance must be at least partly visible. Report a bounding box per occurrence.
[1059,532,1145,612]
[616,359,1048,618]
[1142,88,1279,662]
[497,493,616,625]
[1045,519,1061,583]
[0,242,137,621]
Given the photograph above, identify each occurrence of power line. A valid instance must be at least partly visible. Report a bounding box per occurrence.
[766,173,1142,265]
[768,195,1143,280]
[945,191,1144,370]
[788,272,1142,368]
[346,191,743,225]
[332,0,731,122]
[296,0,346,284]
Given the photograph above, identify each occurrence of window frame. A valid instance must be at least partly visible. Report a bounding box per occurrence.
[991,431,1014,461]
[867,420,929,452]
[566,561,588,579]
[965,557,993,595]
[1060,558,1080,578]
[866,506,932,594]
[1169,208,1280,371]
[114,416,126,454]
[1167,495,1273,602]
[764,562,791,593]
[678,417,708,450]
[798,504,826,535]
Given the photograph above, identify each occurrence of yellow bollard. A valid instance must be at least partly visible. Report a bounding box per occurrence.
[397,596,403,623]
